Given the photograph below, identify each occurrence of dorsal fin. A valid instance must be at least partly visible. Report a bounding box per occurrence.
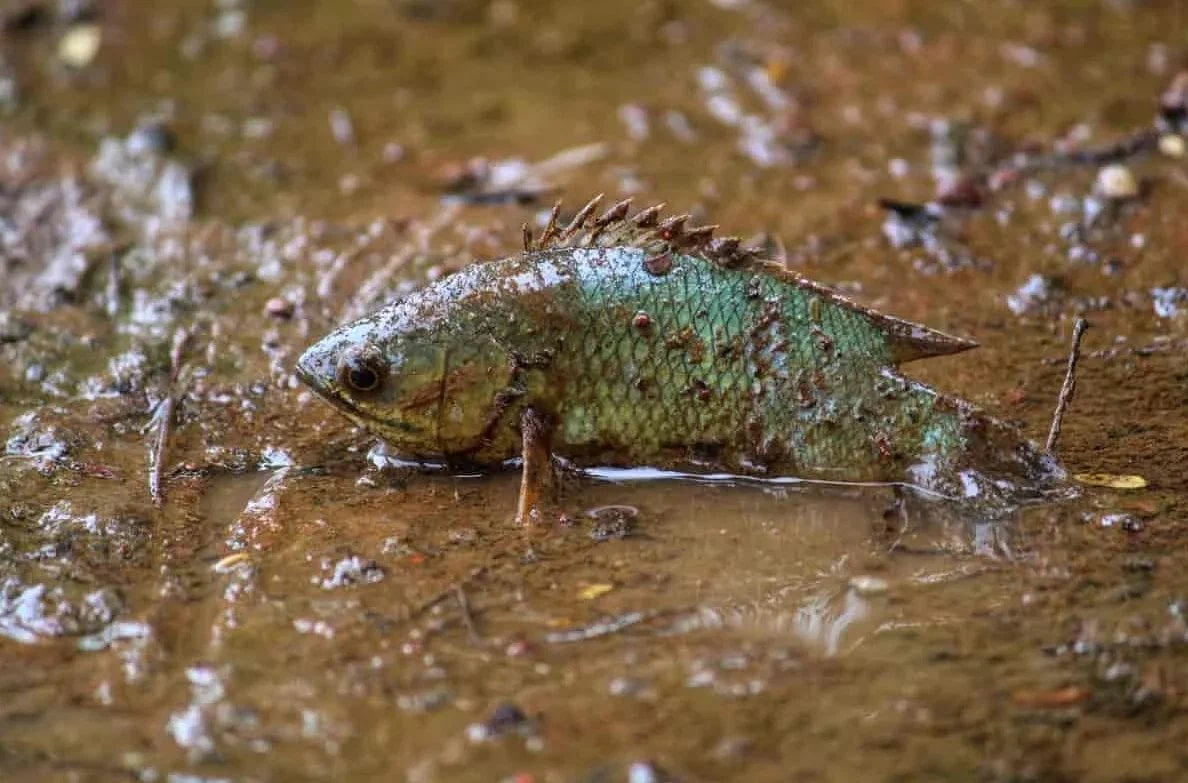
[533,199,728,258]
[881,320,977,363]
[530,199,978,364]
[767,267,978,364]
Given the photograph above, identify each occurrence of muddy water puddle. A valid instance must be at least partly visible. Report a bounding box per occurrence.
[10,464,1061,781]
[201,468,1022,654]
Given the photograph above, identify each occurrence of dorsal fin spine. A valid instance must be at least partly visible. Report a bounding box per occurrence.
[528,199,978,364]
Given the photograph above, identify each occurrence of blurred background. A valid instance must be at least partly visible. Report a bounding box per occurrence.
[2,1,1188,782]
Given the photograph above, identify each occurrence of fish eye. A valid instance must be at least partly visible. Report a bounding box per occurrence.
[338,347,387,394]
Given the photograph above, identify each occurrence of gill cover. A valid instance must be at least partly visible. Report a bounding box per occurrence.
[434,334,521,455]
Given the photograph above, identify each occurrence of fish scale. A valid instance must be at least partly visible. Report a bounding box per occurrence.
[530,246,934,479]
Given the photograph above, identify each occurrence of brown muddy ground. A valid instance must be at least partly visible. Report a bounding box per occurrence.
[2,1,1187,781]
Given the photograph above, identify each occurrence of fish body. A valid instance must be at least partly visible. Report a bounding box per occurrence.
[297,200,1064,505]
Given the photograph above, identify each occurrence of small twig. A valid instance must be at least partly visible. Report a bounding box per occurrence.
[147,396,174,506]
[411,566,486,619]
[1046,318,1088,454]
[982,126,1160,188]
[524,142,609,182]
[544,609,664,644]
[455,584,481,642]
[167,326,189,385]
[147,326,191,506]
[1027,128,1159,170]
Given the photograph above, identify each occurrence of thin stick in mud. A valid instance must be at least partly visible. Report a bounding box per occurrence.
[544,608,670,644]
[410,566,487,620]
[455,584,481,642]
[1046,318,1089,455]
[147,326,191,506]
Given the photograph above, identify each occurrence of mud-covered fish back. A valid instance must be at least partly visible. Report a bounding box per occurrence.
[525,194,978,365]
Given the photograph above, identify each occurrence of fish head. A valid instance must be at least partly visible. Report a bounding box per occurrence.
[296,312,518,461]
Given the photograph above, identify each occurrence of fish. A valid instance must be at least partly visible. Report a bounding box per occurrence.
[296,196,1065,522]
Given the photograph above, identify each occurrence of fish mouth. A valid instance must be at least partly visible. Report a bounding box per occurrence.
[295,343,336,397]
[296,349,356,416]
[294,346,361,422]
[294,353,318,392]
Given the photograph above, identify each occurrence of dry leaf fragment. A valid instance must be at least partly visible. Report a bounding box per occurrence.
[578,583,615,600]
[1073,473,1148,489]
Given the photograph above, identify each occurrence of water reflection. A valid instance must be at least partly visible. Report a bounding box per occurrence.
[794,590,871,656]
[564,471,1015,656]
[187,462,1029,662]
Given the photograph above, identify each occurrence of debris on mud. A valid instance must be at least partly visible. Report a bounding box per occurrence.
[1150,286,1188,319]
[587,504,639,541]
[0,576,123,643]
[1006,274,1064,316]
[877,198,982,271]
[627,760,682,783]
[319,554,385,589]
[439,143,608,206]
[466,703,537,743]
[1094,164,1139,202]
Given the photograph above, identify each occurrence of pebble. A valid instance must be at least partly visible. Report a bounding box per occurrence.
[1159,71,1188,131]
[618,103,650,141]
[58,23,101,68]
[1094,164,1138,200]
[1158,134,1185,158]
[1151,286,1188,318]
[126,120,176,156]
[609,676,645,696]
[319,555,384,589]
[504,638,533,657]
[1006,274,1057,316]
[849,575,889,596]
[382,142,406,163]
[264,297,292,319]
[213,9,247,40]
[329,107,356,146]
[242,117,275,140]
[466,703,530,743]
[627,761,674,783]
[1098,513,1143,532]
[665,110,697,142]
[587,504,638,541]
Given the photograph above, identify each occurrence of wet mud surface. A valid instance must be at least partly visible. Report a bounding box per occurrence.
[2,1,1188,780]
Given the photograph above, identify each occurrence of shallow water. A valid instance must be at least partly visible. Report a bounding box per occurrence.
[2,0,1188,781]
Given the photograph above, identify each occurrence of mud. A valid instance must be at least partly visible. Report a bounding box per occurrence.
[2,1,1187,781]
